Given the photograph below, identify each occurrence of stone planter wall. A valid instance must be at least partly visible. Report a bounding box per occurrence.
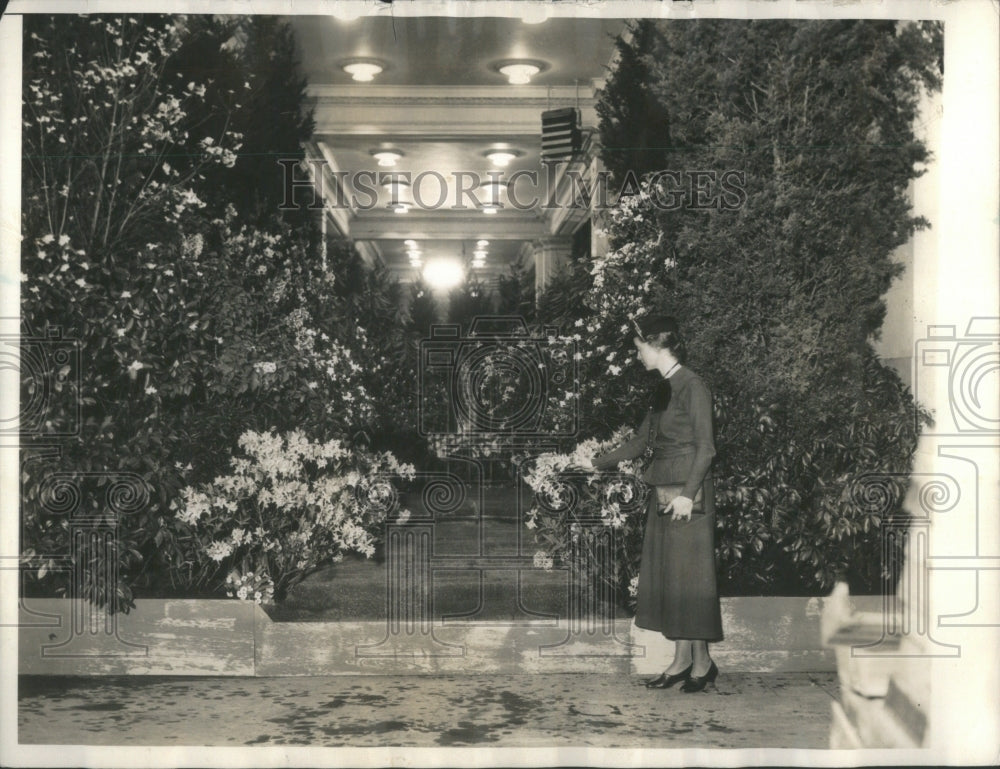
[18,595,881,676]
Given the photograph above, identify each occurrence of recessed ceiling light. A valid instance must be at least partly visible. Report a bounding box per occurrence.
[371,150,403,167]
[382,178,412,211]
[342,59,384,82]
[494,59,547,85]
[405,239,417,247]
[473,250,487,260]
[485,150,523,168]
[332,6,364,22]
[521,6,550,25]
[476,240,489,247]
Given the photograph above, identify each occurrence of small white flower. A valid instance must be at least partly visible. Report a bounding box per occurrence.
[127,360,145,373]
[121,290,132,299]
[144,385,157,395]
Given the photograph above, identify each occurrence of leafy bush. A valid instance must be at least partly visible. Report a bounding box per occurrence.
[532,19,941,595]
[172,430,414,603]
[520,432,648,607]
[19,15,414,610]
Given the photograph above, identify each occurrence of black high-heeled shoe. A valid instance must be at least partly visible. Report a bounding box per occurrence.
[680,661,718,693]
[645,663,692,689]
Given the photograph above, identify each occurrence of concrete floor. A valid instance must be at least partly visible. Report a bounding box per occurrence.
[19,672,838,748]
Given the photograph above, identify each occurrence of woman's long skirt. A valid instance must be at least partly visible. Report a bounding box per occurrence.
[634,492,723,641]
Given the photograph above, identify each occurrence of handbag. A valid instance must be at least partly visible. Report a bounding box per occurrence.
[654,483,705,516]
[642,410,704,516]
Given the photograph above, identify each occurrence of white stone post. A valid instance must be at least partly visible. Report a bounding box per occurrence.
[532,236,572,300]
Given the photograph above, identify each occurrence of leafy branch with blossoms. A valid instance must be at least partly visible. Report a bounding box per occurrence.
[174,430,415,603]
[23,15,244,260]
[519,429,649,608]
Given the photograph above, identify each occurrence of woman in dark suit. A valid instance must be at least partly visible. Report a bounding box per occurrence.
[590,315,722,692]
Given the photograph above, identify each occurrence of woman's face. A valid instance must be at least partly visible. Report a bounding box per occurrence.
[633,337,657,370]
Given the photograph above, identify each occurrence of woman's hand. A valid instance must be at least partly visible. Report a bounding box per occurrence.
[667,495,693,521]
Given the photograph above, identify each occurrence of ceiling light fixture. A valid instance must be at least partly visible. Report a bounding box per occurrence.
[485,150,522,168]
[382,178,412,213]
[473,250,487,260]
[371,150,404,167]
[476,240,489,248]
[342,59,384,82]
[332,6,364,22]
[521,6,551,25]
[480,179,504,213]
[423,259,465,290]
[495,59,546,85]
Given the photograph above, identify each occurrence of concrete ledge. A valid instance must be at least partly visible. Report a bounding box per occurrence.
[19,595,882,676]
[18,599,256,676]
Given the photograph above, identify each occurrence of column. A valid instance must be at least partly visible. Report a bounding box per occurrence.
[589,155,611,260]
[531,236,572,298]
[918,7,999,760]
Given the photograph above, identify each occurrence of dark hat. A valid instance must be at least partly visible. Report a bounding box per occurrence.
[630,314,680,342]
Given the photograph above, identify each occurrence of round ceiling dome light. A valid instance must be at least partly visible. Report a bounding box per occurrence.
[494,59,547,85]
[382,178,412,212]
[521,6,551,25]
[484,149,523,168]
[371,149,404,167]
[332,6,364,22]
[479,179,505,213]
[342,58,384,82]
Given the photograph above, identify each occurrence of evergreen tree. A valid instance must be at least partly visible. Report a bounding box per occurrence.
[595,19,674,186]
[496,262,535,321]
[407,280,441,335]
[542,19,942,594]
[447,278,496,329]
[167,16,316,229]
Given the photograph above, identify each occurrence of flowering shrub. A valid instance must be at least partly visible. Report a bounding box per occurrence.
[174,430,415,603]
[520,431,649,607]
[19,16,406,611]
